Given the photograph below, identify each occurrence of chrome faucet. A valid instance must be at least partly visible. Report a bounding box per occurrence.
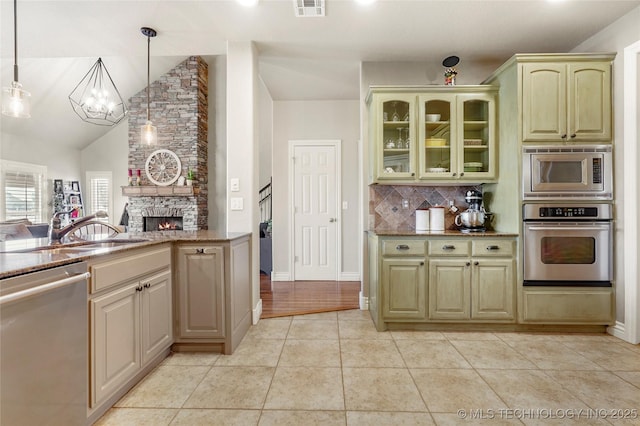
[48,210,109,245]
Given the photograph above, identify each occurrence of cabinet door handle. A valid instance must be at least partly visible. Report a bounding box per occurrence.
[460,172,464,177]
[486,245,500,251]
[570,133,576,139]
[474,261,479,266]
[329,218,337,223]
[144,283,151,289]
[196,248,205,254]
[136,285,143,292]
[420,261,424,266]
[452,173,457,177]
[396,244,410,250]
[466,262,471,267]
[561,134,567,139]
[442,245,455,250]
[411,172,415,177]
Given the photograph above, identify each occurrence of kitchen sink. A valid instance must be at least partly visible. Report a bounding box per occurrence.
[26,238,150,254]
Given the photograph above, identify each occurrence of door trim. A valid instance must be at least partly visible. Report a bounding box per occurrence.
[288,140,342,281]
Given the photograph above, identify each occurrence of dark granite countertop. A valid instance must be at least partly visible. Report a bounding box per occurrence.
[368,229,518,237]
[0,231,251,280]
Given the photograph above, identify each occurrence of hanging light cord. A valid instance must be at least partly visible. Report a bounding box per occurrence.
[146,32,151,122]
[13,0,18,82]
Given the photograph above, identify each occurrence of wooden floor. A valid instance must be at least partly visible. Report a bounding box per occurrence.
[260,274,361,318]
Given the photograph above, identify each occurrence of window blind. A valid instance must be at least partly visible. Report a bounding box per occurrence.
[3,170,44,222]
[87,172,112,219]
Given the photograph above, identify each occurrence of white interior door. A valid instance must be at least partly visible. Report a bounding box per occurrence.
[291,141,340,281]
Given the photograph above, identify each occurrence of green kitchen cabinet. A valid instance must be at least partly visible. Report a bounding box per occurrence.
[427,239,515,321]
[367,86,497,185]
[520,57,613,143]
[381,257,426,320]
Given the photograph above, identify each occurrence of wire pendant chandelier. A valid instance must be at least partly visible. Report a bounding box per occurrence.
[68,57,127,126]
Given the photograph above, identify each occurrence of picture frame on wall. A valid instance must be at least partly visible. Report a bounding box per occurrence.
[71,181,80,192]
[53,179,63,194]
[69,195,80,205]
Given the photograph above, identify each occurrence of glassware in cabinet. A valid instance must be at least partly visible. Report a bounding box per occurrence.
[377,97,415,179]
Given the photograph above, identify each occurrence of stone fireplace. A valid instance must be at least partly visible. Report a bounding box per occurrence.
[125,56,209,232]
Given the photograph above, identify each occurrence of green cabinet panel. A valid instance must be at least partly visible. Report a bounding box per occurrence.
[522,60,612,143]
[381,258,426,320]
[428,259,471,320]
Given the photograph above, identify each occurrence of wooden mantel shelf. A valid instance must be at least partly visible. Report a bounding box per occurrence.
[121,186,199,197]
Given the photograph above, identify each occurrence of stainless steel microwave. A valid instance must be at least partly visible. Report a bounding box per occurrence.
[522,145,612,200]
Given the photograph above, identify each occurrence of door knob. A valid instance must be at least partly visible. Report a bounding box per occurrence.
[329,218,337,223]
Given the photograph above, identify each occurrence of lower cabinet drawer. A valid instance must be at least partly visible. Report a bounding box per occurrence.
[428,240,471,256]
[472,239,515,257]
[522,288,613,324]
[381,240,426,256]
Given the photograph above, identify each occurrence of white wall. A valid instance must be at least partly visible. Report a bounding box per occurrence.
[258,77,273,190]
[206,55,228,233]
[226,42,261,317]
[80,121,128,226]
[570,5,640,330]
[271,100,361,279]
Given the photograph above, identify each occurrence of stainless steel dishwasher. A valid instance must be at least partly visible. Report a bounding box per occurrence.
[1,262,89,426]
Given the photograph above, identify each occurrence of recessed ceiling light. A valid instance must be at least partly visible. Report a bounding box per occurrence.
[236,0,259,7]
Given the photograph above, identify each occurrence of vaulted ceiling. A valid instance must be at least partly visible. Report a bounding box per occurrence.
[1,0,638,150]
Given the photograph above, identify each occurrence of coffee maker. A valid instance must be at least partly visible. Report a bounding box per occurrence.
[454,190,487,232]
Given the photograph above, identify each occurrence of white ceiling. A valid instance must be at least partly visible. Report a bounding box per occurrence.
[1,0,638,150]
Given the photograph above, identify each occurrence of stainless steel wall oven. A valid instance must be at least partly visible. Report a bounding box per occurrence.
[523,203,613,287]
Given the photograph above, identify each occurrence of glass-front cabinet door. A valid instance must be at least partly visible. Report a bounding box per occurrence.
[372,94,416,181]
[456,93,496,180]
[417,91,496,181]
[418,94,456,179]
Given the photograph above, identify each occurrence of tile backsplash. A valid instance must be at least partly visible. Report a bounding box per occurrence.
[369,185,482,231]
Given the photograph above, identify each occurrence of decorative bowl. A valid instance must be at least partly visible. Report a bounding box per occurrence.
[425,114,441,122]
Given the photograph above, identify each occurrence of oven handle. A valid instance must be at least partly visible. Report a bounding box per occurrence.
[525,225,611,232]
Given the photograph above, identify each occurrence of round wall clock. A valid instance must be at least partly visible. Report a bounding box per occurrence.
[145,149,182,186]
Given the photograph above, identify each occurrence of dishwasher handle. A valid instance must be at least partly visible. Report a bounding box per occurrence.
[0,272,90,305]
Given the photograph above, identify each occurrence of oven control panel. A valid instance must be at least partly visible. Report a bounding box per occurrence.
[523,203,612,221]
[538,207,599,218]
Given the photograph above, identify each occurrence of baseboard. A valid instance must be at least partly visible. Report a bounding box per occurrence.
[607,321,628,342]
[253,299,263,324]
[339,272,361,281]
[270,271,291,281]
[359,291,369,310]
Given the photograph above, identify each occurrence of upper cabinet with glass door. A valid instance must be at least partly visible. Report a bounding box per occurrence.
[368,93,416,182]
[367,86,497,184]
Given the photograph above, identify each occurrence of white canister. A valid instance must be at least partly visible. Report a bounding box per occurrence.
[415,209,430,231]
[429,206,445,231]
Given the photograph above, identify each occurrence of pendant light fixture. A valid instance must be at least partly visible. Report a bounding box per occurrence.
[1,0,31,118]
[68,58,127,126]
[140,27,157,146]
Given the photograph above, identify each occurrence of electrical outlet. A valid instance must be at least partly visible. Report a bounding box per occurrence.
[402,199,409,209]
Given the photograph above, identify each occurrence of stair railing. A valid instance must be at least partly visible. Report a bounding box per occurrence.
[259,178,272,225]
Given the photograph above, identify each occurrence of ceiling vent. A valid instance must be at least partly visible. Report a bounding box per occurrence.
[294,0,325,17]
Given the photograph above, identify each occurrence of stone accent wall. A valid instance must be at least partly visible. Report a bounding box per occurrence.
[369,185,483,231]
[127,56,209,231]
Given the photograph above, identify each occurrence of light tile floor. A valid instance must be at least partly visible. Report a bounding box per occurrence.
[96,310,640,425]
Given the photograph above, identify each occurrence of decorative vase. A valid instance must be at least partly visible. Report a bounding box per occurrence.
[186,179,193,187]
